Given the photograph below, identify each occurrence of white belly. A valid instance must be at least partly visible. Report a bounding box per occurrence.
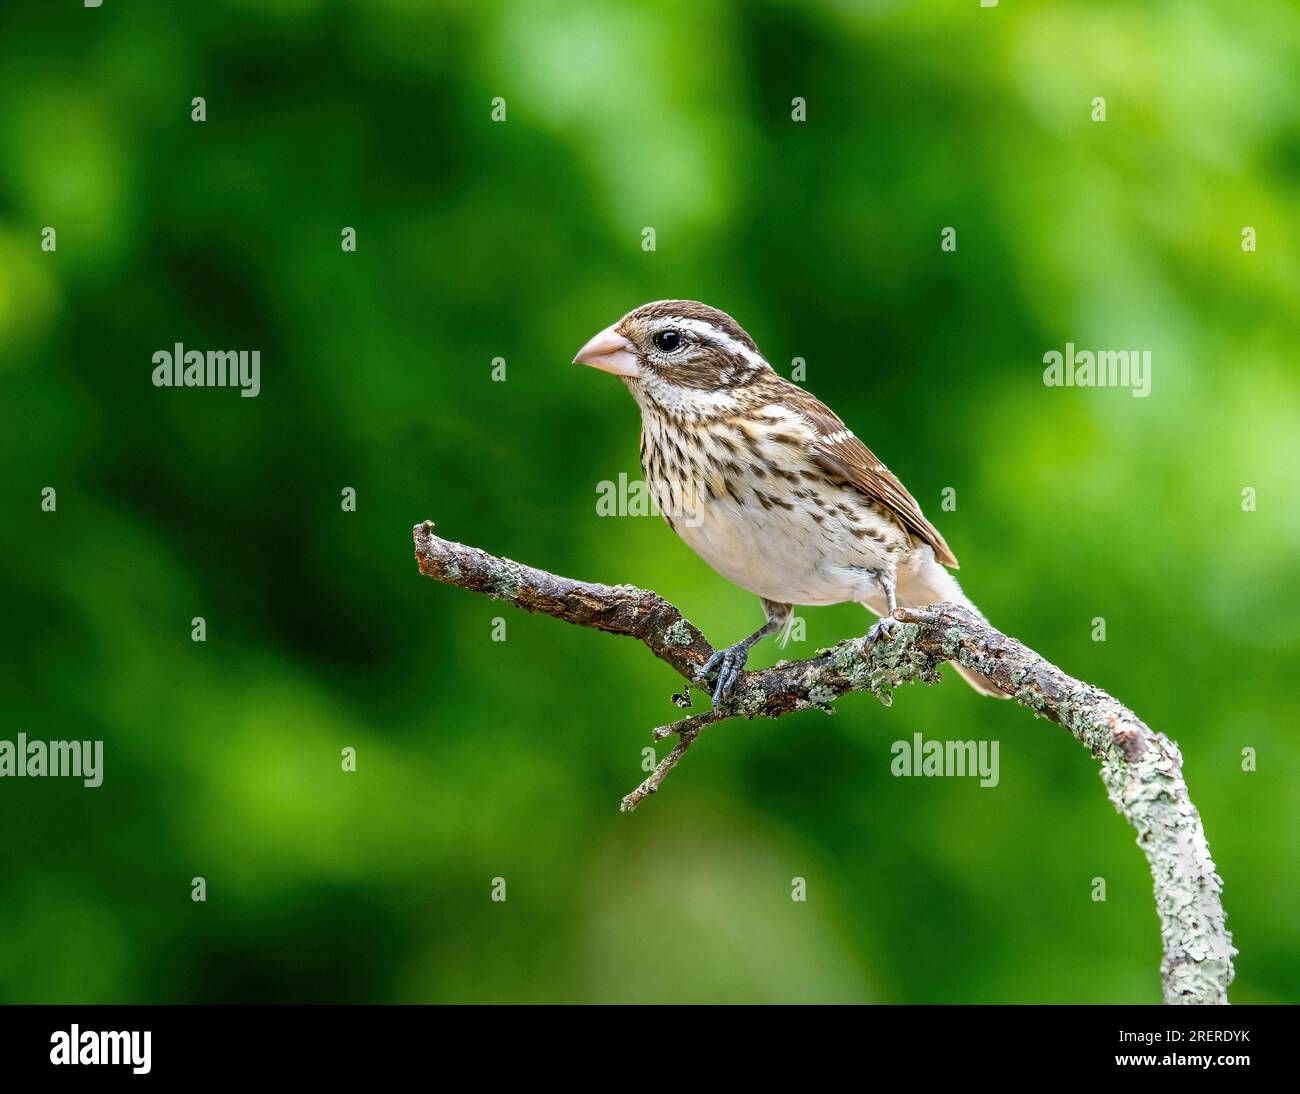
[672,493,896,607]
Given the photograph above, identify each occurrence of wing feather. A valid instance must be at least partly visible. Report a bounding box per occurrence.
[778,382,959,568]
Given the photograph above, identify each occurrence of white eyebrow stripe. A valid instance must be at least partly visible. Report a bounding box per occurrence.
[668,317,769,372]
[821,428,854,445]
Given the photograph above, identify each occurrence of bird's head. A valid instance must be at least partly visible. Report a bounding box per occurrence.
[573,300,772,414]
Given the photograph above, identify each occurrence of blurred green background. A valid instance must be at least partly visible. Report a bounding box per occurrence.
[1,0,1297,1004]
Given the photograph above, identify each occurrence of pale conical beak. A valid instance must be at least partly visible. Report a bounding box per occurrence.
[573,324,640,377]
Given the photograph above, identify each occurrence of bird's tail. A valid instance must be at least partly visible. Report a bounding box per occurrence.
[896,557,1010,700]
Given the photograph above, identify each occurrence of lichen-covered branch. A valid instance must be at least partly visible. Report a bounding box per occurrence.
[412,520,1235,1005]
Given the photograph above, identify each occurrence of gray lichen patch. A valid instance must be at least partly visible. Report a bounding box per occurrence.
[1013,684,1048,715]
[816,627,942,706]
[482,561,521,600]
[728,678,768,718]
[661,619,695,647]
[806,684,838,709]
[1095,739,1237,1003]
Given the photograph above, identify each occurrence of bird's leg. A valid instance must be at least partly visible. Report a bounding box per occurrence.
[695,600,792,709]
[866,571,902,645]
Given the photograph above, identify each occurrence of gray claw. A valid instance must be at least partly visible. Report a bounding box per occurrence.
[694,649,724,686]
[867,616,902,645]
[712,644,750,708]
[693,644,750,709]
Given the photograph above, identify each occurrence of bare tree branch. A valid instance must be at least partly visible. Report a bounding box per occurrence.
[412,520,1236,1005]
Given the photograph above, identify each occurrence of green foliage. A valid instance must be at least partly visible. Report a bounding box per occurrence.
[0,0,1296,1003]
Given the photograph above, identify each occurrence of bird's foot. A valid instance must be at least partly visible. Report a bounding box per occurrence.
[693,642,751,709]
[867,614,903,645]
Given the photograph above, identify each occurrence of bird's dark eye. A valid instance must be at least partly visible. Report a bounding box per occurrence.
[653,329,683,353]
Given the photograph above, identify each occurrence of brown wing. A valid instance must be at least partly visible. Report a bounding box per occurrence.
[780,381,959,568]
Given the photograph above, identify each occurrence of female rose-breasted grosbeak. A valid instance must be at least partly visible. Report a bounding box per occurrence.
[574,300,1007,707]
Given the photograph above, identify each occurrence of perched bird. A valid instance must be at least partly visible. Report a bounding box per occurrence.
[573,300,1007,707]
